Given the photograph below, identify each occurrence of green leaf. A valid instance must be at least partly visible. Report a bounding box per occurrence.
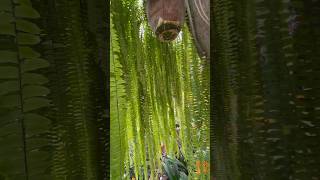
[0,66,19,79]
[22,58,50,72]
[26,137,49,150]
[0,13,13,25]
[179,171,188,180]
[17,33,40,45]
[23,97,50,112]
[0,134,20,148]
[23,85,50,99]
[0,110,19,126]
[15,5,40,19]
[162,162,178,180]
[0,0,11,11]
[0,143,23,159]
[0,81,19,96]
[19,47,40,59]
[0,14,14,36]
[16,19,41,34]
[0,122,20,137]
[28,151,50,170]
[0,24,15,35]
[29,150,49,161]
[0,94,20,108]
[22,73,48,85]
[25,113,50,136]
[0,50,17,64]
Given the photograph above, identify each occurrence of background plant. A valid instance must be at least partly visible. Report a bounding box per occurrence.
[0,0,108,179]
[211,0,320,179]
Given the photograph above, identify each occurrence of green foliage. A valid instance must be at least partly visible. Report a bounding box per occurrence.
[0,0,51,179]
[110,15,127,179]
[111,0,210,179]
[0,0,108,179]
[211,0,320,179]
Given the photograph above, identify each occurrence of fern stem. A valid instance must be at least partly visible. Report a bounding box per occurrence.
[9,0,29,179]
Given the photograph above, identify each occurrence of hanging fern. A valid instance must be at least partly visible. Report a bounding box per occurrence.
[1,0,109,179]
[211,0,320,179]
[110,15,127,180]
[0,0,51,179]
[110,1,210,179]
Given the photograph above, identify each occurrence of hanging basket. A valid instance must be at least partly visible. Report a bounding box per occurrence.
[155,20,181,42]
[146,0,185,42]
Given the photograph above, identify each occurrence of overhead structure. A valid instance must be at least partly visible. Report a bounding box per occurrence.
[146,0,210,59]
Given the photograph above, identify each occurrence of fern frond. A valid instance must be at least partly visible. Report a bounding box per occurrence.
[110,15,127,180]
[0,0,51,179]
